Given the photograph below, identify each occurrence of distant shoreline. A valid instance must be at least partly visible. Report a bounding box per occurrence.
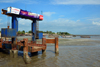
[0,33,100,46]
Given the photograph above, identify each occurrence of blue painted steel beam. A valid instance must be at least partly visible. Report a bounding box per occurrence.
[12,16,18,32]
[12,16,18,41]
[32,20,36,41]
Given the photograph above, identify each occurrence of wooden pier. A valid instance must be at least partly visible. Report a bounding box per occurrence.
[0,37,59,63]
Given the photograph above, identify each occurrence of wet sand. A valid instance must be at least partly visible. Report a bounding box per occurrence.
[0,38,100,67]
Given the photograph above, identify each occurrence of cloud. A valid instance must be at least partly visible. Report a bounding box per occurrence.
[51,18,82,27]
[77,20,80,22]
[39,18,100,34]
[43,12,56,17]
[92,21,100,26]
[88,18,100,21]
[0,0,38,4]
[59,15,65,17]
[18,19,32,31]
[39,18,84,32]
[88,18,100,26]
[0,0,18,3]
[1,0,100,5]
[19,19,32,25]
[51,0,100,5]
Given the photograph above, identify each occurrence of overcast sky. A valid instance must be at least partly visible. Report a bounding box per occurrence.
[0,0,100,35]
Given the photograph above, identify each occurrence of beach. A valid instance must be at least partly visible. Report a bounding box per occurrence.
[0,36,100,67]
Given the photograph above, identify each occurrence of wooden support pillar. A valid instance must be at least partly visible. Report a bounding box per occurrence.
[32,20,36,41]
[0,39,3,48]
[42,38,46,53]
[55,37,59,54]
[10,38,18,58]
[10,50,18,58]
[23,38,31,64]
[12,38,17,50]
[23,38,28,55]
[12,16,18,41]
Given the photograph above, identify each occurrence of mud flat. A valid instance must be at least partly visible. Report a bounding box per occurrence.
[58,38,100,46]
[0,37,100,67]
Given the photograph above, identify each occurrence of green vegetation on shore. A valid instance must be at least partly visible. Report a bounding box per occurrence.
[57,32,70,35]
[38,31,70,35]
[39,31,55,34]
[18,30,25,34]
[17,30,70,35]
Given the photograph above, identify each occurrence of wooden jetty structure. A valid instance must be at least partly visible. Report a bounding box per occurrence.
[0,7,59,64]
[0,37,59,63]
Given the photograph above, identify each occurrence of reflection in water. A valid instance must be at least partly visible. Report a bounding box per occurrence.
[41,52,46,59]
[55,53,59,57]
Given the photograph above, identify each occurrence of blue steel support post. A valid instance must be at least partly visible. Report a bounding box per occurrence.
[32,20,36,41]
[12,16,18,42]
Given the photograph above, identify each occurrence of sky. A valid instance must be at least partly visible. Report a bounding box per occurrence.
[0,0,100,35]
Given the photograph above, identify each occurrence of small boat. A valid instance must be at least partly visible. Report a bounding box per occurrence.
[80,36,90,38]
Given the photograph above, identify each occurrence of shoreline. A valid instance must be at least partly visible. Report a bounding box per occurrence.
[0,35,100,46]
[36,38,100,46]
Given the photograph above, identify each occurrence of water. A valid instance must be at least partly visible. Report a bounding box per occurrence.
[0,46,100,67]
[60,35,100,40]
[17,35,100,40]
[0,36,100,67]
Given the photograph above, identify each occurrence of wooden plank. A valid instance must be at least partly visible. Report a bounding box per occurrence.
[46,39,55,43]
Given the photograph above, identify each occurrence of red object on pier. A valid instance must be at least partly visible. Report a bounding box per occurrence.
[39,15,43,20]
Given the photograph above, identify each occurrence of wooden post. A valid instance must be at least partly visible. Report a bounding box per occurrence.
[23,38,31,64]
[13,38,17,50]
[42,38,46,53]
[23,38,28,59]
[10,50,18,58]
[23,38,28,53]
[13,50,18,58]
[0,39,3,48]
[10,38,18,58]
[55,37,59,54]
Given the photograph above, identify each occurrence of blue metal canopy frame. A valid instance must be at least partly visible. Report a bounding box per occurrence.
[1,7,43,42]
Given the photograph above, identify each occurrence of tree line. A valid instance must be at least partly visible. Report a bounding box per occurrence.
[57,32,70,35]
[17,30,25,34]
[17,30,70,35]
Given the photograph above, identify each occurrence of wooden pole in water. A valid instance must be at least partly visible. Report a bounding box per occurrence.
[0,39,3,48]
[23,38,28,53]
[10,38,18,58]
[55,37,59,54]
[23,38,31,64]
[42,38,46,53]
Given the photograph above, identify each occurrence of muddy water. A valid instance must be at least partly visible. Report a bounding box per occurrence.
[0,45,100,67]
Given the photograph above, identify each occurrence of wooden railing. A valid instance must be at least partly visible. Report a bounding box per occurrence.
[42,37,59,53]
